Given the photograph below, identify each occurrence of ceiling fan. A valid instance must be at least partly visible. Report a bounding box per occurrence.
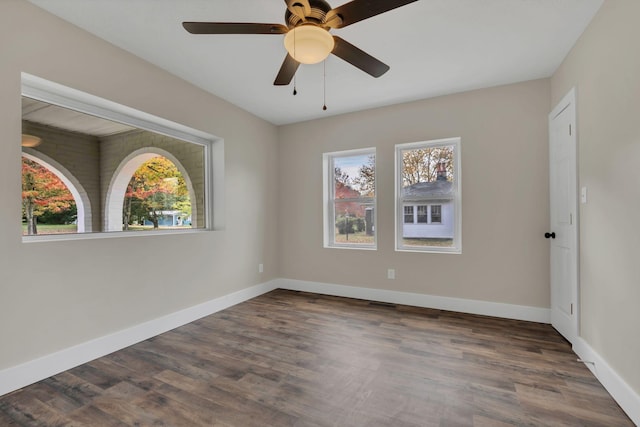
[183,0,419,86]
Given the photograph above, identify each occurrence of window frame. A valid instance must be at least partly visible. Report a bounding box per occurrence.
[323,147,377,250]
[21,73,223,243]
[395,137,462,254]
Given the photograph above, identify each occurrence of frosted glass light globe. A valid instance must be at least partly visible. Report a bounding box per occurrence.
[284,25,334,64]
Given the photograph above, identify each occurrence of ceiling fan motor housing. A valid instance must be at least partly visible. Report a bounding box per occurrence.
[286,0,333,28]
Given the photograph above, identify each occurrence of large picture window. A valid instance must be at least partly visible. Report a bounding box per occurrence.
[323,148,376,249]
[21,73,222,241]
[395,138,461,253]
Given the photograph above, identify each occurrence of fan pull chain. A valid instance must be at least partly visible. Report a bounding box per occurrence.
[293,26,298,96]
[322,60,327,111]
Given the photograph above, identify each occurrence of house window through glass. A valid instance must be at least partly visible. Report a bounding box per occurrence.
[404,206,414,224]
[431,205,442,223]
[417,205,429,223]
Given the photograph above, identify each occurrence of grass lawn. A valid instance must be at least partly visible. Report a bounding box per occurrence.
[126,225,193,231]
[402,238,454,247]
[22,223,77,235]
[333,230,453,247]
[333,233,453,247]
[334,231,375,244]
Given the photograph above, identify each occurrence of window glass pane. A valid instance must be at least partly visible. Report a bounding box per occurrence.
[333,154,375,198]
[417,205,428,223]
[398,141,458,251]
[431,205,442,223]
[325,149,376,249]
[400,145,454,188]
[21,96,209,236]
[334,201,375,246]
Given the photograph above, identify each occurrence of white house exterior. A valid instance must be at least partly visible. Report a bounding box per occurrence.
[143,210,191,227]
[402,180,454,239]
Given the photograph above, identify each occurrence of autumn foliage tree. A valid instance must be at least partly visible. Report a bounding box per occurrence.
[334,166,365,217]
[21,157,75,235]
[123,156,190,229]
[333,164,374,235]
[353,154,375,197]
[401,146,454,186]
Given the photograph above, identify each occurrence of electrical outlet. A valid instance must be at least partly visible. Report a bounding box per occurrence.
[258,264,264,273]
[387,269,395,279]
[581,186,587,204]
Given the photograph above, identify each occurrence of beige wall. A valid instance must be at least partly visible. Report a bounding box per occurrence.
[551,0,640,394]
[278,79,551,307]
[0,0,279,370]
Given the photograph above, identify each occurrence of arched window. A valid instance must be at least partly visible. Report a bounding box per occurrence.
[105,148,197,232]
[22,73,221,241]
[21,153,90,235]
[123,156,192,230]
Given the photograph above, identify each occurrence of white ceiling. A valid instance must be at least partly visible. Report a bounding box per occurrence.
[28,0,603,126]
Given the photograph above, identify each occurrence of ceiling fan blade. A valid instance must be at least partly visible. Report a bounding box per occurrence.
[326,0,418,28]
[182,22,288,35]
[285,0,311,21]
[331,36,389,78]
[274,54,301,86]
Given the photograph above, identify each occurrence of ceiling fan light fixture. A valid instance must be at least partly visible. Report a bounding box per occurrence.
[21,134,42,148]
[284,25,334,64]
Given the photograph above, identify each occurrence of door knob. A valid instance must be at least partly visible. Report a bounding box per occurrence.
[545,232,556,239]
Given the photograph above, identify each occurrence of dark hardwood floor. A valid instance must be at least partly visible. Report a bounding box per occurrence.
[0,289,633,426]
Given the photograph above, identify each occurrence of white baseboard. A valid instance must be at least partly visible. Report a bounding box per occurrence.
[0,280,278,397]
[573,337,640,426]
[275,278,551,323]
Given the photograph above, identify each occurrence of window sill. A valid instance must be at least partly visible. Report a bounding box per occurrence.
[396,247,462,254]
[324,244,377,251]
[22,228,213,243]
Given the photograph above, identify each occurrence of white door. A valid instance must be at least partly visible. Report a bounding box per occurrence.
[548,89,578,343]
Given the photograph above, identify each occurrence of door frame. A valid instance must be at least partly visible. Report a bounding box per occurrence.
[548,87,580,343]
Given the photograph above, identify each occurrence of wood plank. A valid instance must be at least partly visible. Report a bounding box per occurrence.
[0,289,633,426]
